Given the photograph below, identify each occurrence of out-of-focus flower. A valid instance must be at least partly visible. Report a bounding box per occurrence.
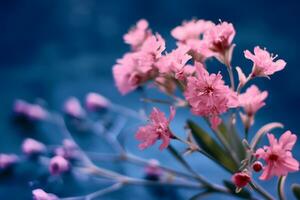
[13,100,47,121]
[144,159,162,181]
[244,46,286,77]
[184,65,238,129]
[255,131,299,180]
[55,139,79,160]
[204,21,235,53]
[0,154,19,169]
[22,138,46,156]
[239,85,268,116]
[232,171,251,188]
[63,97,85,118]
[32,189,58,200]
[85,92,110,111]
[252,161,263,172]
[154,77,177,95]
[49,156,69,175]
[140,34,165,59]
[171,19,214,42]
[123,19,152,51]
[135,107,175,150]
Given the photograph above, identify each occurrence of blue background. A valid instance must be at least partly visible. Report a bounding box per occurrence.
[0,0,299,199]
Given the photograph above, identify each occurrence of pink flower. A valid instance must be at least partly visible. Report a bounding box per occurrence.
[244,46,286,77]
[13,100,47,120]
[32,189,58,200]
[140,34,165,58]
[204,21,235,53]
[135,107,175,150]
[171,19,214,42]
[184,65,238,129]
[123,19,152,51]
[156,45,192,80]
[22,138,46,156]
[85,92,110,111]
[255,131,299,180]
[55,139,79,159]
[49,156,69,175]
[63,97,85,118]
[232,171,251,188]
[239,85,268,116]
[0,154,19,169]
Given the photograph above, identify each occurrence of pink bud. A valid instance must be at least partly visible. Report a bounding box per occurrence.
[13,99,29,114]
[85,92,110,111]
[0,154,19,169]
[22,138,46,156]
[13,100,47,120]
[252,161,263,172]
[32,189,58,200]
[232,172,251,188]
[49,156,69,175]
[63,97,85,118]
[145,159,162,178]
[236,66,247,86]
[55,139,78,159]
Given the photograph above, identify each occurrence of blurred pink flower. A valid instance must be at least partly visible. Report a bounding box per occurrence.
[13,100,47,120]
[184,65,238,129]
[232,171,251,188]
[63,97,85,118]
[256,131,299,180]
[22,138,46,156]
[204,21,235,53]
[244,46,286,77]
[145,159,162,178]
[239,85,268,116]
[85,92,110,111]
[140,34,165,58]
[32,189,58,200]
[135,107,175,150]
[171,19,214,42]
[49,155,69,175]
[55,139,79,159]
[0,154,18,169]
[123,19,152,51]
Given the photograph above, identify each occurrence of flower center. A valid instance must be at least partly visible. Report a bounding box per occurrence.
[269,154,279,161]
[204,86,214,95]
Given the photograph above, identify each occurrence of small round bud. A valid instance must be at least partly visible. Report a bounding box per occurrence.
[144,159,162,181]
[0,154,19,170]
[22,138,46,156]
[49,156,69,176]
[232,171,251,188]
[85,92,110,111]
[63,97,85,118]
[32,189,58,200]
[252,161,263,172]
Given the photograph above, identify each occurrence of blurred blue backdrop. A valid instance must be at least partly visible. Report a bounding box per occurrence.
[0,0,299,199]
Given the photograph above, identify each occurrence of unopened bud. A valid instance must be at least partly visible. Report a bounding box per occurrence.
[252,161,263,172]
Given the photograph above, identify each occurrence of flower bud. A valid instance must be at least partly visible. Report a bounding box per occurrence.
[0,154,19,170]
[252,161,263,172]
[63,97,85,118]
[55,139,79,160]
[49,156,69,175]
[85,92,110,111]
[232,171,251,188]
[13,100,47,121]
[144,159,162,181]
[32,189,58,200]
[22,138,46,156]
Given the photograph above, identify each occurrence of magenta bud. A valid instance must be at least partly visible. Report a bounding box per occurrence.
[145,159,162,180]
[49,156,69,175]
[0,154,19,169]
[22,138,46,156]
[252,161,263,172]
[232,171,251,188]
[85,92,110,111]
[32,189,58,200]
[63,97,85,118]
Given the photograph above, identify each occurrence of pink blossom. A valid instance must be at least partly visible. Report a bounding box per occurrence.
[13,100,47,120]
[239,85,268,116]
[135,107,175,150]
[232,171,251,188]
[85,92,110,111]
[171,19,214,42]
[184,65,238,129]
[63,97,85,118]
[49,156,69,175]
[123,19,152,51]
[55,139,79,159]
[244,46,286,77]
[0,154,19,169]
[140,34,165,58]
[203,21,235,53]
[255,131,299,180]
[22,138,46,156]
[32,189,58,200]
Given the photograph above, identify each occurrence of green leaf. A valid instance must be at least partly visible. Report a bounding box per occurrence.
[187,120,238,173]
[223,180,252,199]
[292,184,300,200]
[250,122,284,150]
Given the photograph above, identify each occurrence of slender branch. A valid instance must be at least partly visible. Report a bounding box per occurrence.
[249,180,275,200]
[278,176,287,200]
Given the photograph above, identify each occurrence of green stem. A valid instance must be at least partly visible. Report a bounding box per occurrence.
[278,176,287,200]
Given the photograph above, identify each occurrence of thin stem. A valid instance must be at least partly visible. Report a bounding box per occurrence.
[278,176,287,200]
[249,180,275,200]
[226,65,235,90]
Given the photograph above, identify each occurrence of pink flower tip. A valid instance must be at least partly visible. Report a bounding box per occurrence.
[49,156,69,176]
[13,100,48,120]
[63,97,85,118]
[22,138,46,156]
[145,159,162,178]
[0,154,19,169]
[32,189,58,200]
[232,171,251,188]
[85,92,110,111]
